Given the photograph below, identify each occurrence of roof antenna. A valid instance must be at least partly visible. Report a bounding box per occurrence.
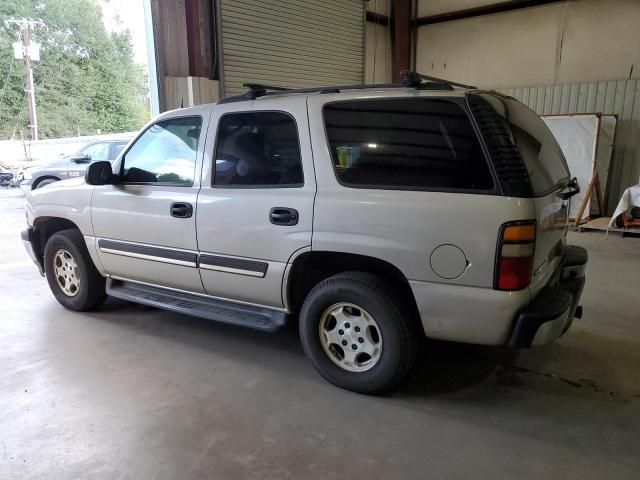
[401,71,421,88]
[243,83,289,100]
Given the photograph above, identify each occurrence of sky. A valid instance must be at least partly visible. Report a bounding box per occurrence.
[98,0,148,66]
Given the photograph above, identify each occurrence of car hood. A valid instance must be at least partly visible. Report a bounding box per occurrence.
[39,176,86,189]
[24,157,69,171]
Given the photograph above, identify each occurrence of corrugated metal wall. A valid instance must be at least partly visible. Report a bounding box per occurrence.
[219,0,365,96]
[501,79,640,214]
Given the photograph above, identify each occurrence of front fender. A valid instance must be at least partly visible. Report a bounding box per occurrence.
[27,178,94,236]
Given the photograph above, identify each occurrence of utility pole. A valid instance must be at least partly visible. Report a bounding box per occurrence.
[5,19,45,141]
[22,24,38,140]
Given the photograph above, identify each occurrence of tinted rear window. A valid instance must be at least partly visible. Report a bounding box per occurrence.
[323,98,494,191]
[477,93,569,195]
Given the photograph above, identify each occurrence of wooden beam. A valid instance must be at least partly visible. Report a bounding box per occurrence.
[414,0,564,27]
[185,0,204,77]
[392,0,411,82]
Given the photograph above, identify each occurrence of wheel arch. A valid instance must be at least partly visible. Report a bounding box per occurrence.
[286,251,420,318]
[32,175,61,189]
[31,217,82,272]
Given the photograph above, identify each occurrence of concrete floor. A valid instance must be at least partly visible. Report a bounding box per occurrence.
[1,187,639,479]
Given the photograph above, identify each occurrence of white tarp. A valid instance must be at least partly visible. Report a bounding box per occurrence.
[610,184,640,226]
[543,115,599,221]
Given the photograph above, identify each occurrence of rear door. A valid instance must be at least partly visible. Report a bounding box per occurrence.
[472,94,571,294]
[195,99,315,308]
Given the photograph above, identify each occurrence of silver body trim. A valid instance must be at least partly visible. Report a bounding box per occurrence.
[97,237,270,276]
[98,247,197,268]
[199,263,265,277]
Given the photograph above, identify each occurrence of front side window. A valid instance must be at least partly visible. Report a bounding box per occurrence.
[81,142,111,162]
[122,116,202,186]
[214,111,303,187]
[323,98,494,191]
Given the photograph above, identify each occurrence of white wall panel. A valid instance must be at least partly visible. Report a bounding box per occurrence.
[367,0,391,16]
[415,0,640,88]
[365,21,391,83]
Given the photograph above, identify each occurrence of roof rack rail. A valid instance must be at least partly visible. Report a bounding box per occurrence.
[217,72,477,104]
[400,71,477,90]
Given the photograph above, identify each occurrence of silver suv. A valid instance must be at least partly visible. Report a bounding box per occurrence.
[21,74,587,393]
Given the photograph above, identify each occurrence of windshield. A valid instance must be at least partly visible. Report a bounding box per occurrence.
[477,93,570,195]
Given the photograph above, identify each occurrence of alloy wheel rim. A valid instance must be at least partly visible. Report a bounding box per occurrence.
[318,302,383,372]
[53,249,80,297]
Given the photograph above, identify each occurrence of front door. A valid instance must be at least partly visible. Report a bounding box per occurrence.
[91,113,208,293]
[196,101,316,308]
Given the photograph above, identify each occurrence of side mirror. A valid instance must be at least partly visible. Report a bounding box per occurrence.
[85,161,116,185]
[71,154,91,163]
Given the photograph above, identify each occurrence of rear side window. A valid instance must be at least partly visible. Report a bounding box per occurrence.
[214,111,303,187]
[475,93,569,195]
[323,98,494,191]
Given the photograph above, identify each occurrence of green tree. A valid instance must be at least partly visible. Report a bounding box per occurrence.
[0,0,149,139]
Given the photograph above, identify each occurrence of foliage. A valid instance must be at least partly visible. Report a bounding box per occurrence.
[0,0,150,139]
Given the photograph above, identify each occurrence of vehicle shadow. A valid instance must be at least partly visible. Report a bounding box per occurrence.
[82,298,639,416]
[397,340,514,397]
[94,297,507,396]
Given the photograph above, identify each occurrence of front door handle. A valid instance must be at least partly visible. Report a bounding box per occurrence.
[269,207,298,226]
[170,202,193,218]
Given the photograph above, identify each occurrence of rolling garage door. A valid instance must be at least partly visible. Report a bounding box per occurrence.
[219,0,365,96]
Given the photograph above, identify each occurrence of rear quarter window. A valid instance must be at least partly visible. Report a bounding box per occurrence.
[474,93,570,196]
[323,98,494,192]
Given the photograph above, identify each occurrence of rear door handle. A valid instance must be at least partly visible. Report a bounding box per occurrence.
[170,202,193,218]
[269,207,298,226]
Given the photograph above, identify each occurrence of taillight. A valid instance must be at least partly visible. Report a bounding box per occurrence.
[495,221,536,291]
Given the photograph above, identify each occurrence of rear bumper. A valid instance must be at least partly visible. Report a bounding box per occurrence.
[508,245,587,348]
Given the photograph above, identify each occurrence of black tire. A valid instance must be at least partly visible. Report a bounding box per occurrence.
[44,228,107,311]
[299,271,419,394]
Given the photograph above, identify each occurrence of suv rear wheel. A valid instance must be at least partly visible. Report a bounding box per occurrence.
[299,271,418,394]
[44,229,107,311]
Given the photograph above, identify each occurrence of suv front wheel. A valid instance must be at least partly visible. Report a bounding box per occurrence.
[299,271,419,394]
[44,229,107,311]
